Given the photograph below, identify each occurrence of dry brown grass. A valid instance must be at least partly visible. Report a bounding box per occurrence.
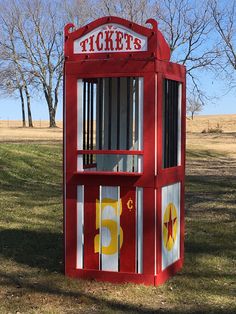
[187,132,236,159]
[185,115,236,159]
[0,120,63,128]
[0,120,62,142]
[186,114,236,133]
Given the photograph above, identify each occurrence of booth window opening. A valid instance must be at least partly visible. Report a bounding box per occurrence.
[162,79,182,169]
[77,77,143,173]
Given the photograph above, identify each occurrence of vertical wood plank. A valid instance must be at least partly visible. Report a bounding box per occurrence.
[119,186,136,273]
[77,80,84,171]
[96,79,102,170]
[161,185,168,270]
[119,78,128,171]
[76,185,84,269]
[101,186,119,271]
[65,184,77,273]
[127,77,134,172]
[136,187,143,274]
[138,77,144,172]
[83,185,99,270]
[173,182,180,263]
[116,78,120,150]
[111,78,118,150]
[142,188,155,275]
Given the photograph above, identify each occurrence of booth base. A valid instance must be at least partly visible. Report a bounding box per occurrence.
[65,259,183,286]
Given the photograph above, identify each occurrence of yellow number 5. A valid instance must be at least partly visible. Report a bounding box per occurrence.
[94,198,123,255]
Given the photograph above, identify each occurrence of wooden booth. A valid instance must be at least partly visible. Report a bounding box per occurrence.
[64,16,186,286]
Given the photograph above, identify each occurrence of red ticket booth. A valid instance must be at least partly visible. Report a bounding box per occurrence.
[64,16,186,286]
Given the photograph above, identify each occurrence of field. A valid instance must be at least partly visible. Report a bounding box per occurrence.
[0,116,236,313]
[0,120,62,143]
[186,114,236,133]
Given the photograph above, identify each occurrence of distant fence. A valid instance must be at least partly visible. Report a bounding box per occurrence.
[0,120,63,128]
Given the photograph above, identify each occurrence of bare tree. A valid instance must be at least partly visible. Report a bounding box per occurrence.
[0,64,27,127]
[187,97,203,120]
[153,0,219,99]
[93,0,218,101]
[0,5,34,127]
[7,0,66,128]
[0,0,93,128]
[93,0,153,24]
[62,0,94,26]
[211,0,236,88]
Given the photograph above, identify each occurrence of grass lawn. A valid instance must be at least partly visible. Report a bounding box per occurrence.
[0,139,235,313]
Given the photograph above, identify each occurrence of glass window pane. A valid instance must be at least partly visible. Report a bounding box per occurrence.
[162,79,182,168]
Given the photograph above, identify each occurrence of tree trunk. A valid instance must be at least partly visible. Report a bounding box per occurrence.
[19,87,26,127]
[191,112,194,120]
[24,87,33,127]
[49,107,56,127]
[43,85,57,128]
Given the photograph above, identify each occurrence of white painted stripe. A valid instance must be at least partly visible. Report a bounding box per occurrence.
[154,74,157,176]
[136,187,143,273]
[134,78,139,172]
[76,185,84,269]
[77,155,83,172]
[178,84,182,166]
[138,78,143,173]
[138,155,143,173]
[117,186,121,271]
[138,78,143,151]
[99,185,102,270]
[77,79,84,171]
[101,186,119,271]
[173,182,180,263]
[161,185,169,270]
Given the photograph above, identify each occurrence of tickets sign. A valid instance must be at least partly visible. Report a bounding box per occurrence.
[74,24,148,54]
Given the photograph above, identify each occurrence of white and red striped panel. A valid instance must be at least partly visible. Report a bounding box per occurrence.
[76,185,143,273]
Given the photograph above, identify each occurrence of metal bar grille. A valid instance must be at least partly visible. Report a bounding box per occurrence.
[163,79,179,168]
[86,82,90,165]
[80,77,143,173]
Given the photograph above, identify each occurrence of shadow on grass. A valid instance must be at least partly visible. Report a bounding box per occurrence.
[0,229,63,273]
[1,270,235,314]
[186,149,228,159]
[185,174,236,210]
[185,240,236,259]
